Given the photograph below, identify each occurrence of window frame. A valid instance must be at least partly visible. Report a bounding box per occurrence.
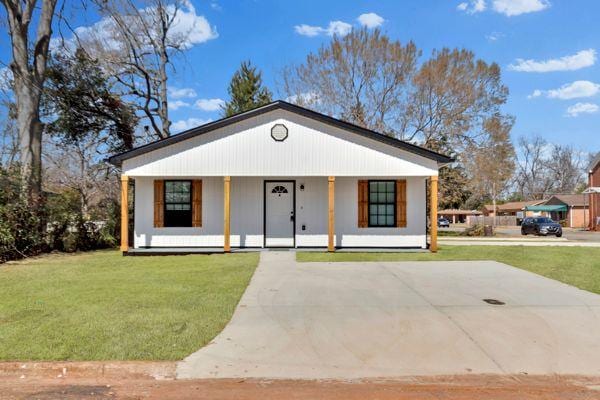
[367,180,397,228]
[163,180,193,228]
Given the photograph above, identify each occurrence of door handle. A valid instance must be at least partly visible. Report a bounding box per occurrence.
[290,211,294,222]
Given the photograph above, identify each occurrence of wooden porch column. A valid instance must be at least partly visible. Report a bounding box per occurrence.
[120,175,129,252]
[328,176,335,252]
[223,176,231,252]
[430,176,438,253]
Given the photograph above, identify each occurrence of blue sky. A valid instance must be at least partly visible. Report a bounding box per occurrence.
[1,0,599,150]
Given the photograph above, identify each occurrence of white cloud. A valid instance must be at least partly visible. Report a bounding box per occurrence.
[529,81,600,100]
[509,49,596,72]
[459,0,549,16]
[457,0,486,14]
[485,31,505,41]
[327,21,353,36]
[168,100,190,110]
[168,87,197,99]
[294,19,355,37]
[492,0,550,16]
[172,117,212,132]
[528,89,543,99]
[566,102,599,117]
[194,98,225,111]
[294,24,323,37]
[210,2,222,11]
[53,1,217,54]
[0,67,13,91]
[169,1,218,48]
[357,13,384,28]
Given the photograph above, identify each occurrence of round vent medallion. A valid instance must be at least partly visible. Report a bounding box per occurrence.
[271,124,288,142]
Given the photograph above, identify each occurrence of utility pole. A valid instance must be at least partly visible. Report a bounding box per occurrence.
[492,182,497,228]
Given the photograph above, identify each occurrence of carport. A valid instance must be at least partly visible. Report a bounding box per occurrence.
[525,204,568,224]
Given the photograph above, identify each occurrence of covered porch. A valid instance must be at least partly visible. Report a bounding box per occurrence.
[119,175,440,254]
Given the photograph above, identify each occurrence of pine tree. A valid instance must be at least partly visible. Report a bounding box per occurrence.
[223,61,272,117]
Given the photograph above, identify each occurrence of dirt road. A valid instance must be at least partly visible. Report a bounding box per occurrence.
[1,362,600,399]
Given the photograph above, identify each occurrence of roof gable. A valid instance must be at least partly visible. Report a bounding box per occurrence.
[118,109,441,177]
[108,100,453,166]
[545,194,586,207]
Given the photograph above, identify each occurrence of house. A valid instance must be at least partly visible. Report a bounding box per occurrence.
[108,101,453,254]
[438,209,482,224]
[586,154,600,231]
[526,194,588,228]
[482,200,545,218]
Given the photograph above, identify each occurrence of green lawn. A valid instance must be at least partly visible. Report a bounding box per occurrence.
[0,251,259,361]
[297,246,600,295]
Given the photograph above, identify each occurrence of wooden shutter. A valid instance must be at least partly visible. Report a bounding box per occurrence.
[192,179,202,227]
[154,180,164,228]
[358,180,369,228]
[396,179,407,228]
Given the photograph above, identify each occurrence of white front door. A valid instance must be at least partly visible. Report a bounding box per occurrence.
[265,181,295,247]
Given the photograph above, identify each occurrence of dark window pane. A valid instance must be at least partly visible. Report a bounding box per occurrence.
[367,180,396,227]
[164,180,193,227]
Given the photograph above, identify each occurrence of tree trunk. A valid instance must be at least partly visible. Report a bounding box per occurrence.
[157,54,170,138]
[14,80,43,204]
[2,0,57,207]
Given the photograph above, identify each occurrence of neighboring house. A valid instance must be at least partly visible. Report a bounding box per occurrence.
[482,200,545,218]
[438,209,482,224]
[586,154,600,231]
[527,194,588,228]
[108,101,452,253]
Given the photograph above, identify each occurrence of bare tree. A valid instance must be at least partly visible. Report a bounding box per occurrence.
[281,29,508,152]
[44,134,108,217]
[79,0,197,139]
[464,114,515,221]
[407,48,508,149]
[282,29,419,136]
[545,145,585,194]
[513,136,557,199]
[1,0,58,204]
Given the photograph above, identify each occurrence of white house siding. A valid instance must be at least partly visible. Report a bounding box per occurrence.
[133,176,427,249]
[122,110,438,178]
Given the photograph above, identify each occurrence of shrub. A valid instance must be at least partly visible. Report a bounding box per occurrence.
[461,224,494,237]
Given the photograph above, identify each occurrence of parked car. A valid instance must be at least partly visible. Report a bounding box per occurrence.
[437,217,450,228]
[521,217,562,237]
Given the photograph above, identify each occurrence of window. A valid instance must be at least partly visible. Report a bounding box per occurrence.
[164,180,192,227]
[271,185,288,194]
[368,181,396,227]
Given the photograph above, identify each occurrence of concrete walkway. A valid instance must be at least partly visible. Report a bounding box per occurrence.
[177,252,600,379]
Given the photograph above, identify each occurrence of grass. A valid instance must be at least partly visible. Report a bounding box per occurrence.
[0,250,259,361]
[297,246,600,295]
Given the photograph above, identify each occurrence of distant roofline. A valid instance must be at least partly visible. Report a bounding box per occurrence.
[589,152,600,172]
[108,100,454,166]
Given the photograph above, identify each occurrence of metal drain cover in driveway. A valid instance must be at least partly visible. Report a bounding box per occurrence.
[483,298,505,305]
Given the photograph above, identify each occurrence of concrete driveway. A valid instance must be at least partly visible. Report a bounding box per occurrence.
[177,252,600,379]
